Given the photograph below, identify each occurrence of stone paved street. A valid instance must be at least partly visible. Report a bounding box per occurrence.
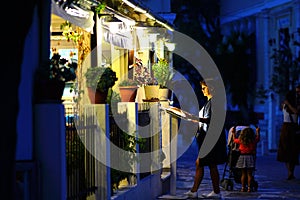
[160,140,300,199]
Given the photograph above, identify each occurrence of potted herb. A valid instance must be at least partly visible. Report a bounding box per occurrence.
[118,79,139,102]
[152,58,173,100]
[152,58,173,89]
[85,66,118,103]
[34,53,78,103]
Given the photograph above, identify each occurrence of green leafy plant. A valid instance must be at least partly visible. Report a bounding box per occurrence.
[85,67,118,93]
[37,52,78,83]
[118,79,139,86]
[60,21,82,44]
[110,114,146,193]
[95,1,106,14]
[152,58,173,88]
[110,132,146,192]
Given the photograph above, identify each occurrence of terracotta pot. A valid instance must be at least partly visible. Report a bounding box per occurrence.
[119,86,139,102]
[87,87,108,104]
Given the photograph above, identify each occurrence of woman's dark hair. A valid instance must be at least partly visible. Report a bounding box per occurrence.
[285,90,296,113]
[200,79,215,94]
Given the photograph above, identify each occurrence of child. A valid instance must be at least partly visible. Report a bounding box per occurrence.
[232,126,260,192]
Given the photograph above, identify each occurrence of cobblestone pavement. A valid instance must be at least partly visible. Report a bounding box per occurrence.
[160,140,300,199]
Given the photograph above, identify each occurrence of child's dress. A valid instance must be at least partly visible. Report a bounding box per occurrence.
[234,135,260,169]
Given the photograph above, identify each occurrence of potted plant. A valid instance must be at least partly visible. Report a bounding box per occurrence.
[85,66,118,103]
[118,79,139,102]
[132,58,159,101]
[34,52,78,103]
[152,58,173,100]
[152,58,173,88]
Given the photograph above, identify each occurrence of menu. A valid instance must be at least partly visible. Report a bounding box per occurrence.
[162,106,199,122]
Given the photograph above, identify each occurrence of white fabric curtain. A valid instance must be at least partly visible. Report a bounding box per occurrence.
[103,29,134,49]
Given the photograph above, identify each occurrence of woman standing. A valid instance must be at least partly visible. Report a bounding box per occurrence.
[185,79,227,198]
[277,90,299,180]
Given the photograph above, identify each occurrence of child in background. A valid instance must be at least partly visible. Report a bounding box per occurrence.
[232,126,260,192]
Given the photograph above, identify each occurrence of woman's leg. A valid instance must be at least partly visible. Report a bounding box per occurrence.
[209,164,220,194]
[286,162,295,179]
[191,158,204,192]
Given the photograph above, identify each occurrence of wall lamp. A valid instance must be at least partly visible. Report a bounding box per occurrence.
[165,42,176,51]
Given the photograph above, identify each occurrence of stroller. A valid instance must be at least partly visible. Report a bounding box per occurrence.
[220,125,258,191]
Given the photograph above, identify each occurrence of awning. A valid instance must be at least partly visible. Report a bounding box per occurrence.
[103,28,134,49]
[51,0,95,33]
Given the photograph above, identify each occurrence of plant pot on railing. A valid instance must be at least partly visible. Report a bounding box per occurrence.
[118,79,139,102]
[119,86,138,102]
[87,87,108,104]
[144,85,159,101]
[85,66,118,104]
[158,88,171,101]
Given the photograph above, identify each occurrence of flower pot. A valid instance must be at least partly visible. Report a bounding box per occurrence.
[87,87,108,104]
[119,86,139,102]
[35,80,65,103]
[158,88,170,100]
[144,85,160,100]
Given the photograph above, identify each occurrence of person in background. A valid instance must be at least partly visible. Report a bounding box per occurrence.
[184,79,227,199]
[232,126,260,192]
[295,85,300,124]
[277,90,299,180]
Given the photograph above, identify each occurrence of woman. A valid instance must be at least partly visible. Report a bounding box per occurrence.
[277,90,299,180]
[185,80,227,198]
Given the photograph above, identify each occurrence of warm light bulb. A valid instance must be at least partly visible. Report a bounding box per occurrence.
[165,42,176,51]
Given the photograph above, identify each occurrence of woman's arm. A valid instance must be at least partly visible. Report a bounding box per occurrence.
[255,126,260,142]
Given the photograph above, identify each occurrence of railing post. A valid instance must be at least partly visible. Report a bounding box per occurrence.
[170,115,178,196]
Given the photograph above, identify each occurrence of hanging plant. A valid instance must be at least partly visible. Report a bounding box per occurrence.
[60,21,82,44]
[95,1,106,14]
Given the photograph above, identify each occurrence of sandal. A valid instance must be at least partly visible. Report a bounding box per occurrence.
[240,187,246,192]
[247,187,251,192]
